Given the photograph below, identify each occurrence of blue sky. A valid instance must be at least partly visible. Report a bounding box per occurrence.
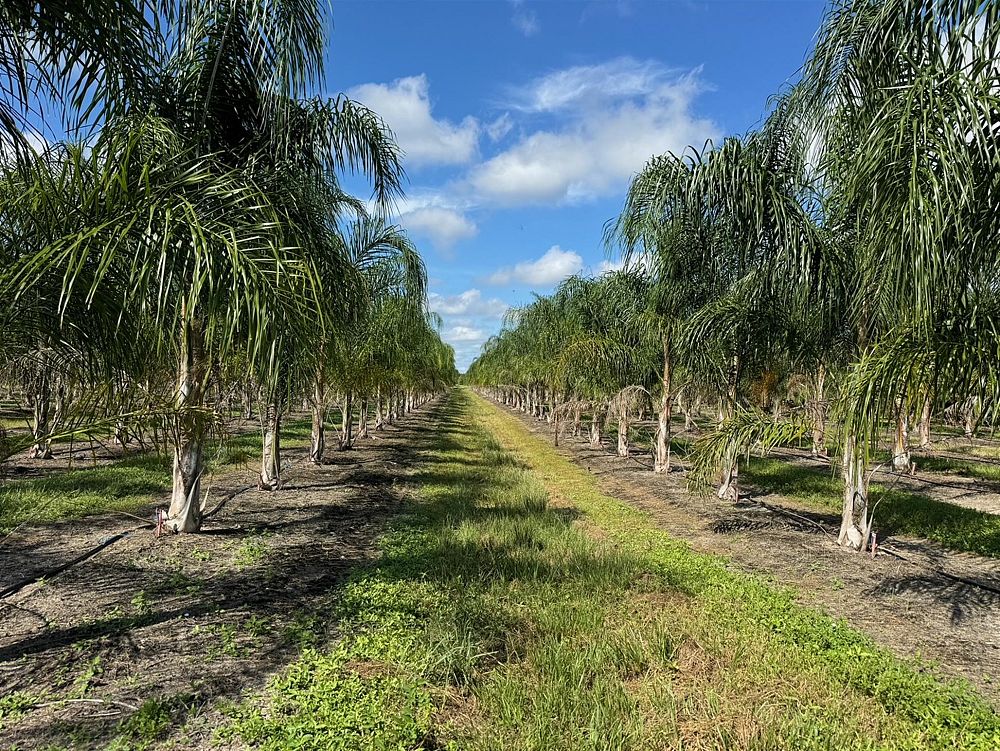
[330,0,827,370]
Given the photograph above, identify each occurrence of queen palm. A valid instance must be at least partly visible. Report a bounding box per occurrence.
[309,216,425,461]
[3,1,404,532]
[786,0,1000,548]
[0,0,157,146]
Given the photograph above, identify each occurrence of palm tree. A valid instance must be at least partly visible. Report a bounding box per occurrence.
[309,215,426,462]
[0,0,157,145]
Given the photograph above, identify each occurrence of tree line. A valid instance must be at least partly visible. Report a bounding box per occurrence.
[0,1,457,533]
[466,0,1000,554]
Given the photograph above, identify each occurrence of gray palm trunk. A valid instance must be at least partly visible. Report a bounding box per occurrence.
[259,400,282,490]
[28,366,53,460]
[166,317,207,533]
[892,402,911,472]
[590,406,604,447]
[358,397,369,439]
[309,372,325,464]
[838,431,870,550]
[340,391,355,448]
[717,462,739,501]
[716,356,741,500]
[918,393,932,448]
[616,406,629,458]
[374,387,385,430]
[653,337,672,474]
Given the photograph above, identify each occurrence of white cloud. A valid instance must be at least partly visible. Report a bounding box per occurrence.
[511,57,667,113]
[399,207,478,250]
[469,59,718,205]
[598,258,625,274]
[429,289,508,318]
[486,112,514,142]
[348,75,479,166]
[444,325,487,342]
[510,1,539,36]
[486,245,583,287]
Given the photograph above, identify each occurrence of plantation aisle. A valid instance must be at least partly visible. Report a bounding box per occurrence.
[484,395,1000,701]
[5,389,1000,749]
[0,403,442,750]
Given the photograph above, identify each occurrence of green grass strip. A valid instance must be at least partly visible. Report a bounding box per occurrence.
[219,389,998,751]
[743,457,1000,558]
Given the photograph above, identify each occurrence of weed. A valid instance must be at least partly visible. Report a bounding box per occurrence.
[0,692,37,729]
[70,655,103,698]
[130,590,152,616]
[234,534,269,568]
[107,695,193,751]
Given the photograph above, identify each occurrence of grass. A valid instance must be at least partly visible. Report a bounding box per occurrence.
[916,455,1000,483]
[0,417,319,531]
[742,457,1000,558]
[222,389,999,751]
[0,454,171,531]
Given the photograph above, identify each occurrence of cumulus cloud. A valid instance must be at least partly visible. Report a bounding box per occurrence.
[429,289,508,318]
[510,1,539,36]
[348,75,479,166]
[598,257,625,274]
[399,207,478,250]
[486,245,583,287]
[444,325,488,342]
[469,59,718,205]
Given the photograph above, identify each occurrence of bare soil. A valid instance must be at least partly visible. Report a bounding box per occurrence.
[0,406,438,750]
[505,407,1000,702]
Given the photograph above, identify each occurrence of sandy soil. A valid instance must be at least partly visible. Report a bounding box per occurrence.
[0,406,437,750]
[501,405,1000,702]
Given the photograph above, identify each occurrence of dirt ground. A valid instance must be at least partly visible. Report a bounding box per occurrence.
[0,407,437,750]
[3,396,999,751]
[502,405,1000,702]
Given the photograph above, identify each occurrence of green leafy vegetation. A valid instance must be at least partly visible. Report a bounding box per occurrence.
[0,420,317,531]
[742,457,1000,558]
[0,455,170,532]
[224,391,1000,750]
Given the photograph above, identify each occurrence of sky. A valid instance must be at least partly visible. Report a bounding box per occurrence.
[329,0,828,370]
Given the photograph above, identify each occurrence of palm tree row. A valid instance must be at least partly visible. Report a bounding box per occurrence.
[0,1,457,532]
[467,0,1000,555]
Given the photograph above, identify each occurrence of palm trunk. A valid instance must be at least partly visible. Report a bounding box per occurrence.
[341,391,355,449]
[243,382,254,420]
[654,336,673,474]
[590,407,604,447]
[166,316,207,533]
[616,406,629,458]
[572,405,582,437]
[716,355,741,500]
[553,391,560,446]
[717,461,739,502]
[374,387,385,430]
[919,392,932,448]
[259,399,282,490]
[811,363,827,457]
[892,400,911,473]
[29,369,53,459]
[962,397,978,438]
[309,371,325,465]
[838,431,870,550]
[358,397,369,439]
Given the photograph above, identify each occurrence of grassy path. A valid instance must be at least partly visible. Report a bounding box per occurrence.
[226,389,999,751]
